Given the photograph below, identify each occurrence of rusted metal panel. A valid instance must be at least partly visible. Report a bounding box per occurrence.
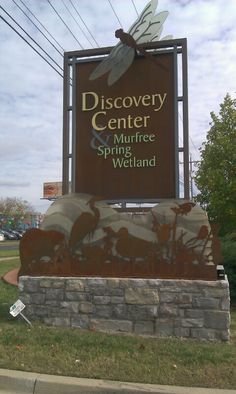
[19,200,218,281]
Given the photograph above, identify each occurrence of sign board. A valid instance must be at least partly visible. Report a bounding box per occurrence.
[10,299,25,317]
[43,182,62,199]
[75,53,175,200]
[63,39,189,201]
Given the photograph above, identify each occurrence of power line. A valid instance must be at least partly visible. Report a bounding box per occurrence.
[178,110,199,159]
[61,0,94,47]
[108,0,123,28]
[0,5,64,73]
[68,0,99,47]
[131,0,139,17]
[12,0,64,58]
[0,14,63,78]
[18,0,65,52]
[46,0,84,49]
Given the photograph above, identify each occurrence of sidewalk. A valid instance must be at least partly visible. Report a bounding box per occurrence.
[1,369,236,394]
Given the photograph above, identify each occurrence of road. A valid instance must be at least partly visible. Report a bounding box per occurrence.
[0,241,19,251]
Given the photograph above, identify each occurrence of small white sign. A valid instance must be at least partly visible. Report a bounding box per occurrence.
[10,299,25,317]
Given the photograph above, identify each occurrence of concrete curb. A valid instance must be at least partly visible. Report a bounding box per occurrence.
[1,369,236,394]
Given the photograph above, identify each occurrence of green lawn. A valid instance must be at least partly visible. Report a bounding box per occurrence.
[0,258,236,389]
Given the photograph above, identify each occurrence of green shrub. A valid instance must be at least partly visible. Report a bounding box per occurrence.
[221,234,236,304]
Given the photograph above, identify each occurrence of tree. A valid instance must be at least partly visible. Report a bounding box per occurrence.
[195,93,236,235]
[0,197,36,229]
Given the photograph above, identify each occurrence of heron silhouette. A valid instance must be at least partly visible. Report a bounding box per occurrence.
[69,196,100,250]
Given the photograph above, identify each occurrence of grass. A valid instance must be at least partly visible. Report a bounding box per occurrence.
[0,258,236,389]
[0,249,19,258]
[0,241,19,258]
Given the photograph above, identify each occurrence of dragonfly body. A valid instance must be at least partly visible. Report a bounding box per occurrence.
[116,28,167,72]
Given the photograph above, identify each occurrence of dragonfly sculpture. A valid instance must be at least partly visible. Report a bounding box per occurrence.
[89,0,172,86]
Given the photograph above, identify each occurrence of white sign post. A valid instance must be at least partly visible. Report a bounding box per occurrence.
[10,299,32,326]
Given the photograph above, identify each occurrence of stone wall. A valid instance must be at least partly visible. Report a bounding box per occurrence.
[18,276,230,341]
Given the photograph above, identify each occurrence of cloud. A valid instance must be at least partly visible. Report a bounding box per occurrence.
[0,181,31,188]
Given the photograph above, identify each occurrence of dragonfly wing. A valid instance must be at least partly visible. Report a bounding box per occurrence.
[128,0,158,41]
[136,11,169,44]
[161,35,173,41]
[108,46,135,86]
[150,26,163,42]
[89,43,123,81]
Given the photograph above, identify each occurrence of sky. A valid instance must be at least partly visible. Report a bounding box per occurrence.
[0,0,236,213]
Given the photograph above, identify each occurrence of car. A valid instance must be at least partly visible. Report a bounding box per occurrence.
[9,230,22,239]
[0,232,5,241]
[1,230,17,240]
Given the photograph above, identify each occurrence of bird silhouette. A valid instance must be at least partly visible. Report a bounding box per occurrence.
[69,196,101,250]
[104,226,153,261]
[171,202,195,216]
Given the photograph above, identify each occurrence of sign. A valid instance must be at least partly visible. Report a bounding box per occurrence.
[43,182,62,199]
[10,299,25,317]
[75,53,175,200]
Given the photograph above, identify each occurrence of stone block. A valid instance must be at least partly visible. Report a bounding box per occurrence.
[85,286,106,296]
[45,300,61,307]
[19,293,31,305]
[147,279,162,287]
[160,293,179,303]
[221,330,230,341]
[127,305,158,320]
[87,278,107,286]
[178,293,192,304]
[174,327,190,338]
[29,293,45,304]
[71,315,89,329]
[45,289,64,301]
[93,296,110,305]
[125,287,159,305]
[40,278,65,288]
[191,328,221,341]
[192,297,219,309]
[112,304,127,319]
[94,305,112,318]
[181,318,204,328]
[65,292,91,302]
[204,311,230,330]
[79,302,94,314]
[65,279,85,291]
[44,317,70,327]
[90,319,132,333]
[106,278,120,288]
[20,278,40,293]
[107,288,124,296]
[155,318,174,336]
[33,305,49,317]
[134,321,154,335]
[202,288,226,298]
[110,296,124,304]
[221,297,230,311]
[159,303,179,317]
[185,309,204,319]
[61,301,78,314]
